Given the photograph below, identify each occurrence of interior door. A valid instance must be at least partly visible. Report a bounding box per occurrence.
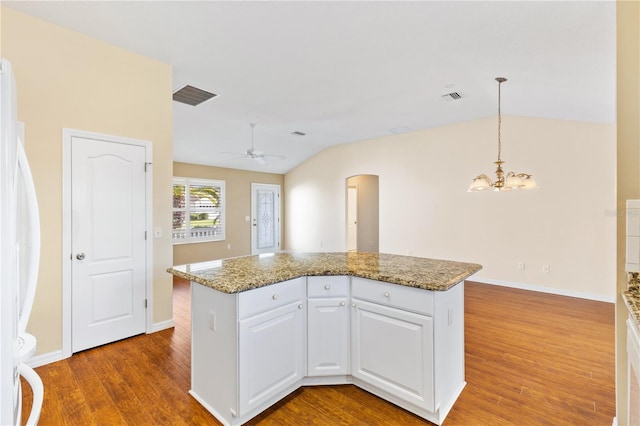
[251,183,281,255]
[347,185,358,251]
[71,136,146,353]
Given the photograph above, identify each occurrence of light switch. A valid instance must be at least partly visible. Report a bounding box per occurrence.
[245,216,250,222]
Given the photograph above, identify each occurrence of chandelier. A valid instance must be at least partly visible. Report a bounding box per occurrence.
[468,77,538,192]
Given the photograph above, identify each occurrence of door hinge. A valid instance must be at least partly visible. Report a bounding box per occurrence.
[144,162,152,172]
[144,299,148,309]
[145,231,147,240]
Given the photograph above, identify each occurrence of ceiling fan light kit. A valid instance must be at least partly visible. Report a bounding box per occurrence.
[221,123,285,165]
[468,77,538,192]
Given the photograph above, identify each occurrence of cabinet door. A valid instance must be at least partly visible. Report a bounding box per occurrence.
[351,298,434,412]
[308,298,349,376]
[239,300,305,416]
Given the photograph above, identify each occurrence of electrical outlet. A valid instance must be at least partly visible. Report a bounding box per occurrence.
[227,243,231,250]
[542,264,550,273]
[517,262,525,271]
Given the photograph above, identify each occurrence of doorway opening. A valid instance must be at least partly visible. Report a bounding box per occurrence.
[346,175,379,252]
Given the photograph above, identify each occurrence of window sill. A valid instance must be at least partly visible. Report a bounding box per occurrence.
[173,238,226,245]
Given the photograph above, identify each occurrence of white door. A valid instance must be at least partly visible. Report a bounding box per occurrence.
[307,297,349,376]
[71,136,147,353]
[251,183,280,255]
[347,186,358,251]
[351,299,435,412]
[238,301,305,416]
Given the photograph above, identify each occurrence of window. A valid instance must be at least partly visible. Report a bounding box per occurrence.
[173,177,225,243]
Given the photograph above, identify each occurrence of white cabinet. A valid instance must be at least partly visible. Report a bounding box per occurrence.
[627,200,640,272]
[351,280,434,413]
[350,277,465,425]
[307,276,349,377]
[190,277,305,426]
[239,300,305,415]
[190,275,465,426]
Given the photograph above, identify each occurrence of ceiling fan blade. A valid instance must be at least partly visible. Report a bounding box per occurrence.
[253,155,267,165]
[262,154,286,160]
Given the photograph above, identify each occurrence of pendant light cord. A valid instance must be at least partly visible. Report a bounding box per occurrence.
[497,78,502,162]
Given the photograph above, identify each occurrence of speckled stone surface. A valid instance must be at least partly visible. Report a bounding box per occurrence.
[168,252,482,294]
[623,272,640,327]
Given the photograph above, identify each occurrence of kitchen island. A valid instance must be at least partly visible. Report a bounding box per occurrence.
[168,252,481,426]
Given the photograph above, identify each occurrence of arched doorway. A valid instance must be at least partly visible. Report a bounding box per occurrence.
[346,175,379,252]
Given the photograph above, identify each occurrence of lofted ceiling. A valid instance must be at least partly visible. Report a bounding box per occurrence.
[4,1,616,174]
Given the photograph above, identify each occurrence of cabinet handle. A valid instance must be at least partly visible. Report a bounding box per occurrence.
[340,301,345,306]
[351,303,356,308]
[324,284,331,290]
[272,294,278,300]
[298,304,303,310]
[384,292,390,297]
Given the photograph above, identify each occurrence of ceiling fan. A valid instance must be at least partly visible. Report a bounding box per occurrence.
[222,123,285,165]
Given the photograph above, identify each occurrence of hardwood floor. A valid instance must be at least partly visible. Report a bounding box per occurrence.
[22,280,615,425]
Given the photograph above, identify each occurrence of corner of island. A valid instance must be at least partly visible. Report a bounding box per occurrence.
[167,252,481,426]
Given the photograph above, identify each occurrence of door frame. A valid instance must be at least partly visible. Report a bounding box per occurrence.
[347,184,358,252]
[61,128,153,359]
[251,183,281,255]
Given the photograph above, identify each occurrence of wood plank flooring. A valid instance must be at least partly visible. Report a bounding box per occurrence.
[22,279,615,425]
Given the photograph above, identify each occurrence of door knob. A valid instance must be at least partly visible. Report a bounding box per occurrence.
[76,253,85,260]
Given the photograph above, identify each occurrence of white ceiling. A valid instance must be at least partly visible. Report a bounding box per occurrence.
[4,1,616,174]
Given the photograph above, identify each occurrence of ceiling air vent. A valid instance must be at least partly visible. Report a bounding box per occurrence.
[172,85,218,106]
[291,131,306,136]
[442,92,462,100]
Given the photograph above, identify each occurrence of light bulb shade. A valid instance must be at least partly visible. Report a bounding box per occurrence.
[468,175,491,192]
[505,173,524,189]
[521,175,538,190]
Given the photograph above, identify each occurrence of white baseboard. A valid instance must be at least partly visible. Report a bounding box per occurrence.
[26,320,175,369]
[149,319,175,333]
[470,277,615,303]
[27,349,67,368]
[612,416,617,426]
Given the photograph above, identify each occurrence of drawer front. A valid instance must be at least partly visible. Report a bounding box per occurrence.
[308,276,350,298]
[239,277,305,319]
[351,277,433,316]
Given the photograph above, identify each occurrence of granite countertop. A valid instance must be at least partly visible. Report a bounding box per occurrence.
[167,252,482,294]
[623,289,640,328]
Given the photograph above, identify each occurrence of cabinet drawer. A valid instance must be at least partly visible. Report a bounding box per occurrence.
[239,278,305,319]
[308,276,349,298]
[351,277,433,316]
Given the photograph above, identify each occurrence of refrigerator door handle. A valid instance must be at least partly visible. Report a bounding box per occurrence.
[16,139,40,335]
[18,363,42,426]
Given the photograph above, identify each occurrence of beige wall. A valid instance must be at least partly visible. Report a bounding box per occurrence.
[286,116,616,301]
[616,1,640,424]
[1,8,174,354]
[173,162,284,265]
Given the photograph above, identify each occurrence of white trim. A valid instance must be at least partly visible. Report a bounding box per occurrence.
[470,277,615,303]
[62,128,153,359]
[26,349,66,369]
[149,319,176,333]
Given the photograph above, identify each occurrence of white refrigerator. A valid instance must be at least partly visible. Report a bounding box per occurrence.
[0,58,44,425]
